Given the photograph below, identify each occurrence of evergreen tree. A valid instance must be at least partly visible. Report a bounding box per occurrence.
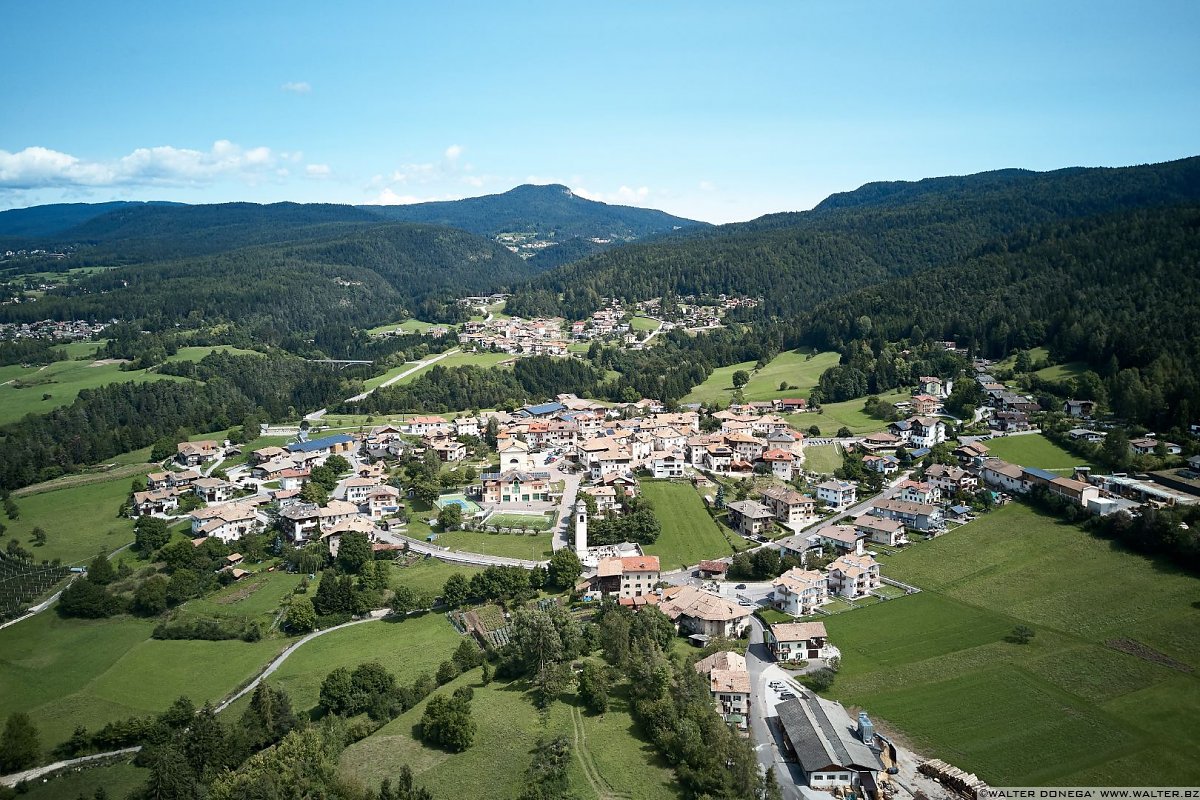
[0,712,40,772]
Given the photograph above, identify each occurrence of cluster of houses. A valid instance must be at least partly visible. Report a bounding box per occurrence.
[0,318,110,341]
[458,316,568,355]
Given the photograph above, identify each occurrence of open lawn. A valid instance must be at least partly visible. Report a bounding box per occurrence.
[824,503,1200,785]
[340,669,680,800]
[4,474,138,565]
[0,358,194,426]
[802,443,843,475]
[17,760,147,800]
[57,339,106,360]
[163,345,261,363]
[983,433,1095,471]
[367,318,443,335]
[0,612,283,752]
[366,350,512,391]
[432,528,554,560]
[184,570,303,622]
[641,480,748,569]
[391,557,484,597]
[629,314,659,332]
[684,350,836,404]
[1035,360,1089,382]
[485,512,553,531]
[243,613,461,715]
[996,346,1051,372]
[791,390,910,437]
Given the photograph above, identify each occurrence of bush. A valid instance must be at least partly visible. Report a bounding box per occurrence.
[419,694,475,752]
[436,660,461,685]
[152,614,251,641]
[798,667,836,692]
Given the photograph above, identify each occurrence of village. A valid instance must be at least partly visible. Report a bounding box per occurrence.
[115,343,1200,800]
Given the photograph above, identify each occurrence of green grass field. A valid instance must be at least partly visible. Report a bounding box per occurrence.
[790,389,910,436]
[364,350,512,391]
[432,529,554,560]
[3,474,138,565]
[640,480,748,569]
[367,318,443,335]
[629,315,659,333]
[16,760,147,799]
[238,614,461,716]
[982,433,1095,471]
[824,503,1200,785]
[1034,360,1089,382]
[485,512,554,531]
[391,558,484,596]
[57,339,106,359]
[0,358,194,426]
[802,443,844,475]
[0,612,283,752]
[339,668,680,800]
[184,570,303,622]
[684,350,837,404]
[162,345,261,363]
[996,346,1051,372]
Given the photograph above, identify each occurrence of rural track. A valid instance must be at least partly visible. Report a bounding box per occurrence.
[0,612,389,787]
[570,704,629,800]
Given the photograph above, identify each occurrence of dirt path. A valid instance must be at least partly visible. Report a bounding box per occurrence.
[12,462,155,497]
[570,704,628,800]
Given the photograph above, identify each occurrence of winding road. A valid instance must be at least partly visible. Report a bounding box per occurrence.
[344,348,460,403]
[0,612,391,788]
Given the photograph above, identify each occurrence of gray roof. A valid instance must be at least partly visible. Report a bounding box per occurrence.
[726,500,774,519]
[776,695,882,774]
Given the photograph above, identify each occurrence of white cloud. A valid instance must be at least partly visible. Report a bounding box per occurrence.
[281,81,311,94]
[573,185,652,206]
[0,141,298,190]
[305,163,331,178]
[374,188,463,205]
[444,144,463,162]
[699,180,715,192]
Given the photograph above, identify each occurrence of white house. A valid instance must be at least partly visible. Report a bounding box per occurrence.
[815,480,857,510]
[826,553,881,599]
[767,621,836,661]
[770,568,829,616]
[651,450,687,479]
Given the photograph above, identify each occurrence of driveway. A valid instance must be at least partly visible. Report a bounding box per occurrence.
[546,459,583,551]
[746,615,810,800]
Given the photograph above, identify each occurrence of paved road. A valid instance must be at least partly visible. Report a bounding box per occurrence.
[215,613,385,712]
[1,612,391,787]
[379,530,548,569]
[548,461,583,551]
[746,615,809,800]
[343,348,460,403]
[0,747,142,789]
[0,579,75,632]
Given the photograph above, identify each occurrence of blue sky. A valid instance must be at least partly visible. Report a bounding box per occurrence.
[2,1,1197,222]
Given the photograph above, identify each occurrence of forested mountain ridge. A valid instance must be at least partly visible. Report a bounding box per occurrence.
[0,223,531,334]
[804,205,1200,429]
[48,201,385,264]
[360,183,706,240]
[505,156,1200,320]
[0,200,184,238]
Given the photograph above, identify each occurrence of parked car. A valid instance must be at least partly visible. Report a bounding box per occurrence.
[735,583,747,589]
